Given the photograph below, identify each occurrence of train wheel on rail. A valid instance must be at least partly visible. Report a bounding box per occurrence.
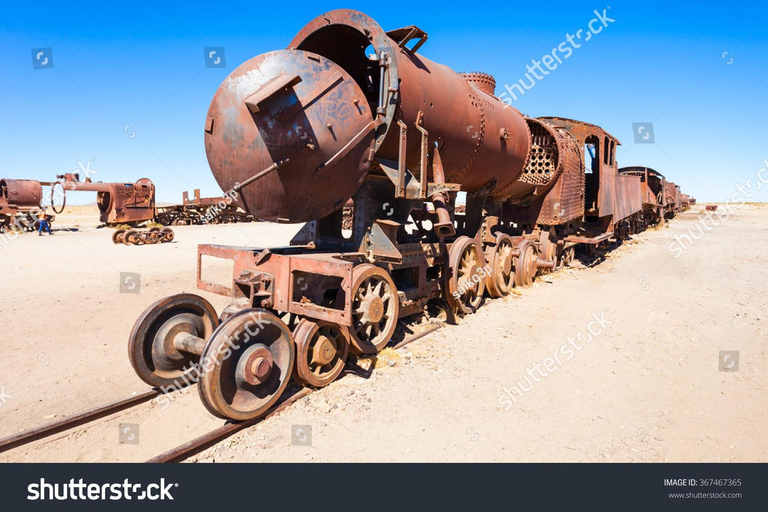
[292,319,349,388]
[198,309,294,421]
[112,229,125,244]
[513,240,538,287]
[345,264,399,355]
[485,234,515,298]
[128,293,219,388]
[447,236,486,314]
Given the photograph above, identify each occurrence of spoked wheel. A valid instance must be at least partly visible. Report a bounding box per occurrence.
[198,309,295,421]
[558,246,576,269]
[292,319,349,388]
[345,264,399,355]
[485,234,515,298]
[514,240,538,287]
[112,229,126,244]
[447,236,486,314]
[128,293,219,388]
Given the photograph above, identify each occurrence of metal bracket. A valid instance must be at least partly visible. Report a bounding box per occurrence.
[361,220,402,263]
[386,26,429,54]
[415,112,428,199]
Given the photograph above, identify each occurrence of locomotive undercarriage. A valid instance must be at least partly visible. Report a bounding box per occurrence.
[129,155,652,421]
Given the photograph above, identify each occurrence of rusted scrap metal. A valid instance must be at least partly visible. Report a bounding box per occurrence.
[619,166,668,225]
[43,173,156,226]
[126,9,694,423]
[155,189,254,226]
[112,227,174,245]
[0,179,50,232]
[705,205,718,211]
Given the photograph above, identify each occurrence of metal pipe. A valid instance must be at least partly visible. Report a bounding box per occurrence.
[430,147,455,238]
[173,332,207,356]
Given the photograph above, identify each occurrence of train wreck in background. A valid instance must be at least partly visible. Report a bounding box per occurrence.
[0,179,48,232]
[2,172,256,231]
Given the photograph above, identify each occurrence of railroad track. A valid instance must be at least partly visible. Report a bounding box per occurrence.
[0,389,159,454]
[149,323,442,463]
[0,324,442,462]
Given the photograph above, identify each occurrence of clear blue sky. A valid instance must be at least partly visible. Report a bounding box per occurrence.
[1,1,766,204]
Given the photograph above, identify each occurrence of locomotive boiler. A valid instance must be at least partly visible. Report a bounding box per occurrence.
[128,9,687,421]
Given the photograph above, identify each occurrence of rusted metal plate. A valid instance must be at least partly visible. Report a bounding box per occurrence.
[538,116,622,221]
[612,173,643,222]
[0,179,43,214]
[619,166,666,209]
[197,244,356,326]
[289,9,531,199]
[665,181,682,211]
[50,176,155,225]
[204,49,375,223]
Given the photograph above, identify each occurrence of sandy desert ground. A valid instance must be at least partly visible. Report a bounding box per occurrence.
[0,204,765,462]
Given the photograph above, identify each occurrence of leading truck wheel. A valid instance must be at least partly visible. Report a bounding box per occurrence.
[447,236,486,314]
[128,294,219,388]
[345,264,399,355]
[198,309,295,421]
[292,319,349,388]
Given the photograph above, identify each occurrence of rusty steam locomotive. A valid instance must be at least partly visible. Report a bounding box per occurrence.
[128,10,690,420]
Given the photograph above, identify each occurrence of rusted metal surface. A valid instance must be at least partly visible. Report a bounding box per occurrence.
[292,319,350,387]
[124,10,695,423]
[538,117,627,222]
[204,48,376,223]
[207,8,532,222]
[0,179,45,231]
[113,227,174,245]
[664,181,683,215]
[45,174,156,226]
[0,179,43,212]
[156,190,254,226]
[292,10,532,195]
[128,293,220,388]
[613,173,643,223]
[619,166,667,224]
[198,309,295,421]
[500,118,584,227]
